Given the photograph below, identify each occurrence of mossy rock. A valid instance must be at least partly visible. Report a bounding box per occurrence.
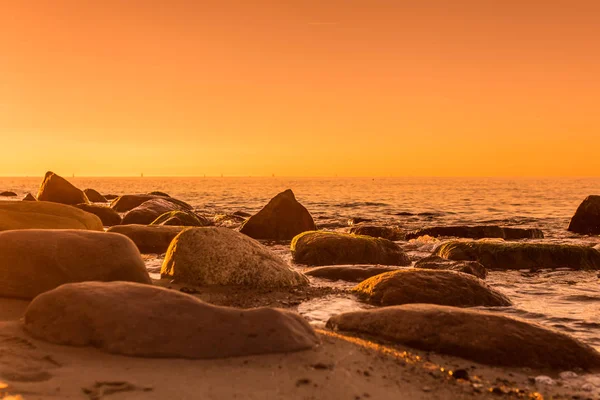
[151,211,210,227]
[348,224,405,241]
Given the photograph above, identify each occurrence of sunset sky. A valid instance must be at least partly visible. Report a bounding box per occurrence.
[1,1,599,177]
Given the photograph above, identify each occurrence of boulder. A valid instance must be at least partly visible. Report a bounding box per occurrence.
[303,265,399,282]
[349,224,404,241]
[74,204,122,226]
[240,189,316,240]
[83,188,107,203]
[22,193,37,201]
[405,225,543,240]
[291,231,411,266]
[0,201,103,231]
[435,240,600,270]
[151,210,211,227]
[107,224,188,253]
[0,230,150,299]
[36,171,89,205]
[353,269,511,307]
[111,194,192,213]
[161,227,308,287]
[568,195,600,235]
[24,282,319,359]
[414,255,487,279]
[104,194,118,200]
[0,191,17,197]
[148,191,170,197]
[122,198,187,225]
[326,304,600,369]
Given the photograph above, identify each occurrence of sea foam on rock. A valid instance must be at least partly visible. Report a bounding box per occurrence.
[0,230,150,299]
[291,231,411,266]
[24,282,319,358]
[406,225,543,240]
[161,227,308,287]
[0,201,103,231]
[353,269,511,307]
[414,255,487,279]
[326,304,600,369]
[36,171,89,205]
[435,240,600,270]
[568,195,600,235]
[107,224,188,253]
[74,204,122,226]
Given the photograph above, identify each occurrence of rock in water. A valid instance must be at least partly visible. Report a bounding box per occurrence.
[74,204,122,226]
[240,189,316,240]
[349,224,405,241]
[291,231,411,266]
[83,188,107,203]
[108,224,188,253]
[0,230,150,299]
[24,282,319,358]
[303,265,400,282]
[36,171,89,205]
[435,240,600,270]
[151,210,211,227]
[148,191,170,197]
[161,227,308,287]
[405,225,543,240]
[111,194,192,213]
[568,195,600,235]
[0,191,17,197]
[414,255,487,279]
[326,304,600,369]
[22,193,37,201]
[0,201,103,231]
[353,269,510,307]
[122,198,187,225]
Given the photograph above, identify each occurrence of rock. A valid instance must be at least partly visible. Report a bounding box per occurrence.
[303,265,399,282]
[122,198,188,225]
[233,210,251,217]
[405,225,543,240]
[435,240,600,270]
[148,191,170,197]
[0,201,103,231]
[326,304,600,369]
[353,269,511,307]
[83,188,107,203]
[214,213,246,227]
[414,255,487,279]
[161,227,308,287]
[349,224,405,241]
[240,189,316,240]
[0,230,150,299]
[111,194,192,213]
[291,231,411,266]
[568,195,600,235]
[36,171,89,205]
[74,204,122,226]
[107,225,188,253]
[594,244,600,252]
[24,282,319,358]
[104,194,119,200]
[22,193,37,201]
[0,191,17,197]
[151,210,211,227]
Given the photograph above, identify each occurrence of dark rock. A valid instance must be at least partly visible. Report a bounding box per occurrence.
[148,191,170,197]
[83,188,107,203]
[303,265,399,282]
[405,225,543,240]
[122,199,188,225]
[36,171,89,205]
[414,255,487,279]
[111,194,192,213]
[107,225,188,253]
[233,211,251,217]
[0,191,17,197]
[104,194,119,200]
[349,224,405,241]
[74,204,122,226]
[22,193,36,201]
[568,195,600,235]
[151,210,211,227]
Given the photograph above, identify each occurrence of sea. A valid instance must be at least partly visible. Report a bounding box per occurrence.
[1,176,599,351]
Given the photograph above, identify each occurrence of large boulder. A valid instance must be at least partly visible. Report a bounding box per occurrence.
[568,195,600,235]
[22,193,37,201]
[291,231,411,266]
[0,191,17,197]
[353,269,511,307]
[151,210,211,227]
[107,225,188,253]
[326,304,600,369]
[414,255,487,279]
[74,204,122,226]
[240,189,316,240]
[0,201,103,231]
[303,265,399,282]
[24,282,319,358]
[435,240,600,270]
[83,188,107,203]
[111,194,192,213]
[161,227,308,287]
[406,225,543,240]
[36,171,89,205]
[122,198,187,225]
[0,230,150,299]
[349,224,404,241]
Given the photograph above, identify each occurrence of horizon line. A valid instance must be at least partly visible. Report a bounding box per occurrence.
[1,175,600,179]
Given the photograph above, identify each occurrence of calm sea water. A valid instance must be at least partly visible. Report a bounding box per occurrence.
[2,176,599,350]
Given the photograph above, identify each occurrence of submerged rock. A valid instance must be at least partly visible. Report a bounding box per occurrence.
[0,191,17,197]
[568,195,600,235]
[22,193,37,201]
[161,227,308,287]
[291,231,411,266]
[24,282,319,358]
[151,210,211,227]
[122,198,188,225]
[74,204,122,226]
[405,225,543,240]
[83,188,107,203]
[326,304,600,369]
[303,265,399,282]
[0,230,150,299]
[0,201,103,231]
[36,171,89,205]
[349,224,405,241]
[414,255,487,279]
[240,189,316,240]
[353,269,510,307]
[435,240,600,270]
[107,224,188,253]
[111,194,192,213]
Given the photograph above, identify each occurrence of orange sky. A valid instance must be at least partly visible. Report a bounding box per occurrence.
[1,1,599,177]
